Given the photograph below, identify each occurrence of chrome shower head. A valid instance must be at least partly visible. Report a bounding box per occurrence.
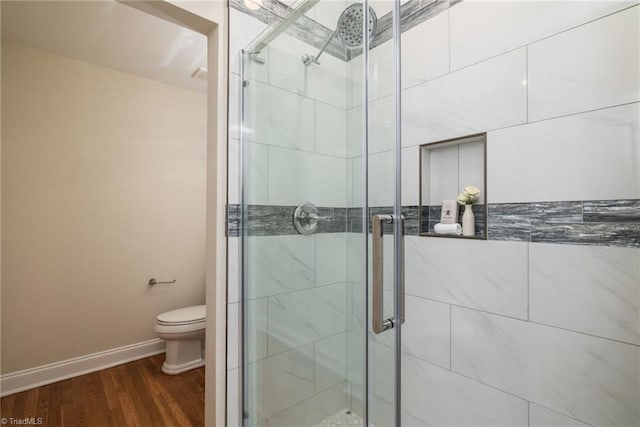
[336,3,377,49]
[302,2,378,66]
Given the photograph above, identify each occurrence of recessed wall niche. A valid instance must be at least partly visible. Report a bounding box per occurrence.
[419,133,487,239]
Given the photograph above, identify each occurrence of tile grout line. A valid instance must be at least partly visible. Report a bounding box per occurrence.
[403,292,640,348]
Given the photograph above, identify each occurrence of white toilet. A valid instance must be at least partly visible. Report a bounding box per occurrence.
[155,305,206,375]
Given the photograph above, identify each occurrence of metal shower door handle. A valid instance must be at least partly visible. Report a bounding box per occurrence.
[372,214,394,334]
[372,214,406,334]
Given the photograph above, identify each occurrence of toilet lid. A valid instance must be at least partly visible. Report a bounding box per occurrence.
[157,305,206,325]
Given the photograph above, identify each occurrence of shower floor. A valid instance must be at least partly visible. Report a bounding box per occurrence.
[312,409,364,427]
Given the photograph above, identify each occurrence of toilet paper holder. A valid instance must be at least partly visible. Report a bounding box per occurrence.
[148,278,177,285]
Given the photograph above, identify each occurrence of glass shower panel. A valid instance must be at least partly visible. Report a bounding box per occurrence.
[363,2,402,426]
[241,1,369,425]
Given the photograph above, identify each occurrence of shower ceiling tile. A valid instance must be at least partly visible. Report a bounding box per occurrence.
[451,307,640,427]
[528,5,640,121]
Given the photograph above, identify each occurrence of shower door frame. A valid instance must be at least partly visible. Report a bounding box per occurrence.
[238,0,404,424]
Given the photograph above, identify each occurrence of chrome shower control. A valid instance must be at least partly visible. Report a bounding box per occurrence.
[293,202,330,235]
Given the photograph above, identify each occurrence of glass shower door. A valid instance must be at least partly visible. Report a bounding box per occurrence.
[239,0,403,426]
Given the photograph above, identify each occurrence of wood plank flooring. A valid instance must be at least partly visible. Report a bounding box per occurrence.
[0,354,205,427]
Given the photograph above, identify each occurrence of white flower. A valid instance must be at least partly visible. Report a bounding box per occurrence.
[456,193,470,205]
[464,186,480,197]
[457,185,481,205]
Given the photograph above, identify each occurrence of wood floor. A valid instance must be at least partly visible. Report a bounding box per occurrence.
[0,354,205,427]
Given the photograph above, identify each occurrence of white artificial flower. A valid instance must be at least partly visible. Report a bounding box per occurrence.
[464,186,480,197]
[456,193,469,205]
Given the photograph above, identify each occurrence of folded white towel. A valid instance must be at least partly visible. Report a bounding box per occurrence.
[434,223,462,235]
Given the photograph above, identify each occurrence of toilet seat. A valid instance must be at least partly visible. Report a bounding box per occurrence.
[156,304,205,326]
[155,304,206,335]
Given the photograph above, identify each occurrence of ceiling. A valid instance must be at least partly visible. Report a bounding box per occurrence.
[1,0,207,93]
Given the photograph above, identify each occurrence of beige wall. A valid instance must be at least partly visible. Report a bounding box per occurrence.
[1,42,207,374]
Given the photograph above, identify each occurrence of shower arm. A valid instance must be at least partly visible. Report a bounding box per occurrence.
[302,30,336,66]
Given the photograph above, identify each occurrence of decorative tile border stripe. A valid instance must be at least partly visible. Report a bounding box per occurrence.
[488,200,640,248]
[487,202,582,241]
[230,0,348,60]
[230,0,458,62]
[227,204,347,237]
[228,200,640,248]
[583,199,640,222]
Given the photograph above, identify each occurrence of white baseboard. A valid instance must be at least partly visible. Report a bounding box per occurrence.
[0,338,166,397]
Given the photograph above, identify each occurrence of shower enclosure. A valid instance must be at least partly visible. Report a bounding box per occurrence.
[233,0,639,426]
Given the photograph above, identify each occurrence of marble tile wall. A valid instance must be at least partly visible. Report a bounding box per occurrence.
[228,201,639,247]
[229,2,640,426]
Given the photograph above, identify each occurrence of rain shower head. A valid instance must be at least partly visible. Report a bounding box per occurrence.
[336,3,377,48]
[302,2,378,66]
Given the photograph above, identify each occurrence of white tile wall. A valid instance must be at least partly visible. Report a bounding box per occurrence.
[528,6,640,121]
[231,140,269,205]
[368,95,395,154]
[249,343,315,422]
[405,237,529,319]
[346,106,362,158]
[487,103,640,203]
[368,150,395,206]
[402,353,529,427]
[457,141,485,204]
[529,404,590,427]
[268,34,348,109]
[316,233,347,286]
[402,48,527,148]
[402,11,450,89]
[267,283,347,355]
[245,235,315,299]
[529,243,640,345]
[449,0,635,70]
[316,102,347,158]
[231,3,640,426]
[451,307,640,427]
[401,295,450,369]
[246,81,316,151]
[426,144,459,206]
[268,146,347,207]
[401,146,420,206]
[314,333,347,393]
